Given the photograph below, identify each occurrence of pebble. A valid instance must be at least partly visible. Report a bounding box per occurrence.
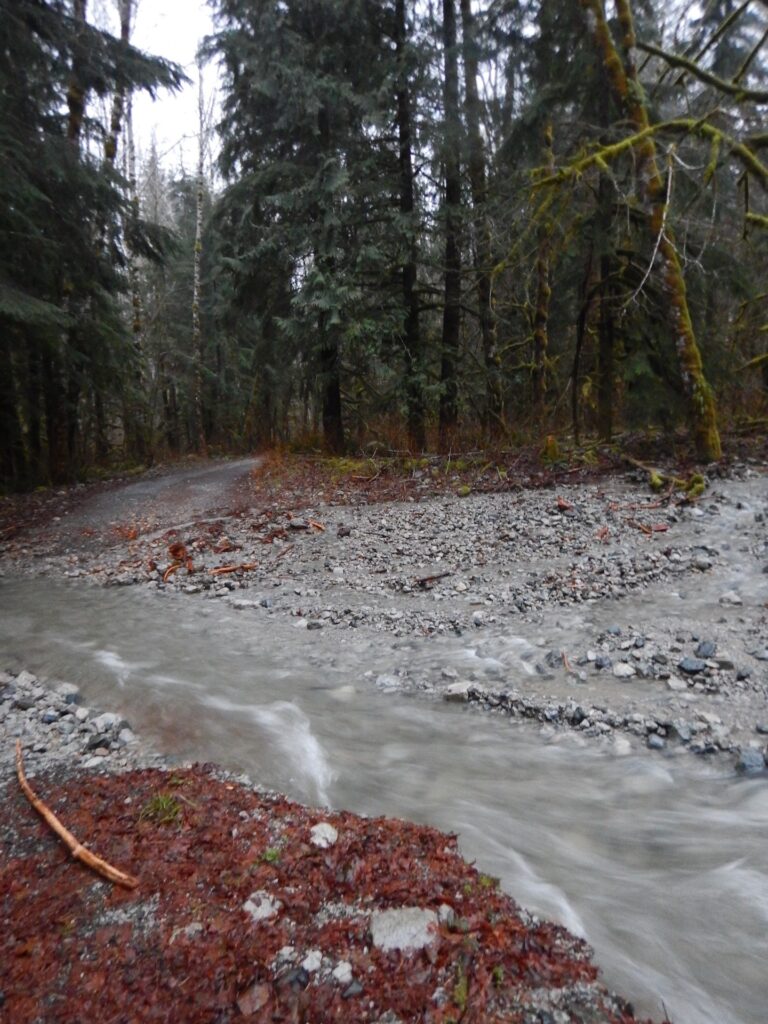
[243,892,282,923]
[310,822,339,849]
[678,657,707,674]
[370,907,438,952]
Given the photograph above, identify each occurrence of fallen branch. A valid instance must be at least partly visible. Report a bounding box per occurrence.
[210,562,258,576]
[308,519,326,532]
[162,563,181,583]
[15,741,138,889]
[627,519,653,535]
[273,543,295,563]
[415,571,452,588]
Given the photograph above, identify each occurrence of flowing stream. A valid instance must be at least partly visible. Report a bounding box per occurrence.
[2,574,767,1024]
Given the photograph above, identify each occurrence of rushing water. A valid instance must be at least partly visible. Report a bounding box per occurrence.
[2,576,767,1024]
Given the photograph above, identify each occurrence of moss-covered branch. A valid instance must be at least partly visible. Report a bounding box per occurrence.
[638,41,768,103]
[534,119,768,189]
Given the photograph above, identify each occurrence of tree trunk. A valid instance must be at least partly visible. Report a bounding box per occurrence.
[395,0,425,451]
[66,0,88,148]
[532,122,554,421]
[0,333,27,485]
[319,323,345,453]
[191,62,208,455]
[460,0,502,437]
[104,0,131,166]
[582,0,722,461]
[438,0,462,452]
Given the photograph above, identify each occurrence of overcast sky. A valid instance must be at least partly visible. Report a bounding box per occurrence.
[130,0,218,171]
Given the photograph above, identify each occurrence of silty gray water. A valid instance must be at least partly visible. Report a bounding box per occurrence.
[1,569,766,1024]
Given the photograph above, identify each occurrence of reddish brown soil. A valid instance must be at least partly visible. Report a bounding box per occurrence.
[1,766,661,1024]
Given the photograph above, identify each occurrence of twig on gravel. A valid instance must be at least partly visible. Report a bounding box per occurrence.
[15,741,139,889]
[210,563,258,576]
[415,571,453,588]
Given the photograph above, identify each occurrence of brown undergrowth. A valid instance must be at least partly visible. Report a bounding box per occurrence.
[1,765,662,1024]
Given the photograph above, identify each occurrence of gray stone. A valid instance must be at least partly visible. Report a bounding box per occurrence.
[55,682,81,704]
[91,712,125,732]
[647,734,666,750]
[678,657,707,675]
[370,907,438,952]
[40,710,60,724]
[756,723,768,736]
[594,654,612,670]
[719,590,742,606]
[749,648,768,662]
[694,640,716,659]
[15,670,37,687]
[735,748,766,774]
[443,681,472,702]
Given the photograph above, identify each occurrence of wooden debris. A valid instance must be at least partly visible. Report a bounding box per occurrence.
[162,563,181,583]
[168,542,188,561]
[415,571,452,588]
[627,519,652,535]
[15,741,138,890]
[273,543,295,563]
[556,496,573,511]
[595,526,610,543]
[308,519,325,532]
[210,562,257,576]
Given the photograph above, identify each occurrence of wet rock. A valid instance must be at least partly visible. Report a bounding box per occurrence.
[719,590,743,606]
[678,657,707,675]
[370,907,438,952]
[594,655,612,670]
[735,748,765,774]
[55,682,80,704]
[443,682,472,702]
[647,735,666,751]
[749,647,768,662]
[755,723,768,736]
[91,712,125,732]
[342,980,364,999]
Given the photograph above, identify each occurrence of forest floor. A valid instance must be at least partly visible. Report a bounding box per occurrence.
[1,438,766,1022]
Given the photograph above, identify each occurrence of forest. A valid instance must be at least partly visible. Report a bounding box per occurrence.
[1,0,767,488]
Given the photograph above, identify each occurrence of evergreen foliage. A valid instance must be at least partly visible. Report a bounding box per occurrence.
[1,0,766,486]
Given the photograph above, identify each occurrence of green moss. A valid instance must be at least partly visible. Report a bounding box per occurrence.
[478,873,499,890]
[541,434,560,463]
[456,485,471,497]
[453,965,468,1011]
[492,965,504,987]
[686,473,706,497]
[262,847,281,864]
[649,469,665,492]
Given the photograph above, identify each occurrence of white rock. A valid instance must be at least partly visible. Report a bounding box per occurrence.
[667,677,688,692]
[719,590,743,606]
[16,670,37,687]
[301,949,323,973]
[331,961,353,986]
[243,891,282,923]
[310,822,338,849]
[82,756,106,769]
[613,663,636,679]
[443,681,472,702]
[612,736,632,757]
[370,907,438,952]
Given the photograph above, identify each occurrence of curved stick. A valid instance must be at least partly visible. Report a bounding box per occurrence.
[15,741,139,889]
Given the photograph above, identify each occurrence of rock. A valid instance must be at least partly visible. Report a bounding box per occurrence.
[40,710,59,724]
[749,648,768,662]
[606,625,622,636]
[15,670,37,687]
[332,961,354,986]
[309,822,338,849]
[612,736,632,757]
[594,655,612,670]
[678,657,707,675]
[612,663,635,679]
[90,712,125,732]
[693,555,712,571]
[735,748,766,774]
[756,724,768,736]
[55,682,80,704]
[117,728,136,747]
[719,590,742,606]
[243,891,282,923]
[370,907,438,952]
[647,734,666,750]
[14,697,36,711]
[443,682,472,702]
[670,720,692,743]
[306,620,323,631]
[82,756,107,769]
[694,640,716,659]
[301,950,323,973]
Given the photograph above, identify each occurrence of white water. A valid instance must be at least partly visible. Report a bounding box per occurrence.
[1,577,767,1023]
